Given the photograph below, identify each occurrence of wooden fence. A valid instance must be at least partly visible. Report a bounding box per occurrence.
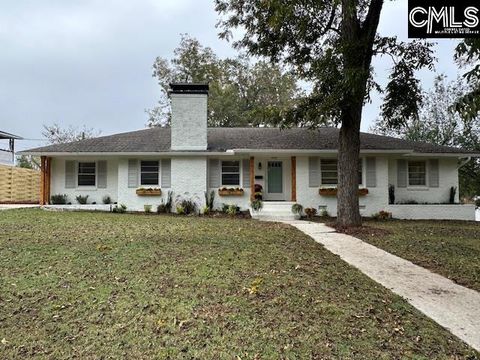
[0,164,40,204]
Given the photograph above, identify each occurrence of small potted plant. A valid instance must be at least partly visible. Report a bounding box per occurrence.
[291,203,303,219]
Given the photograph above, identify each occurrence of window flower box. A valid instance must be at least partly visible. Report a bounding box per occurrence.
[136,188,162,196]
[319,188,369,196]
[218,187,244,196]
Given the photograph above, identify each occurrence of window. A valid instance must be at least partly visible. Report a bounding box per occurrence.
[320,159,338,185]
[78,162,96,186]
[320,159,363,185]
[140,161,159,185]
[221,160,240,186]
[408,161,426,186]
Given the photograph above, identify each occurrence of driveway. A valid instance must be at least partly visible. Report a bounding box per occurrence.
[285,220,480,352]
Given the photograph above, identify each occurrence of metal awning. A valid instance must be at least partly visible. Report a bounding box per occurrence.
[0,130,23,140]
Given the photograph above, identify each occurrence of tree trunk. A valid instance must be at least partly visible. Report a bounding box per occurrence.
[337,104,362,227]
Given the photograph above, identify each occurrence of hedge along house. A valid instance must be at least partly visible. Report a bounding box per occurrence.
[22,83,479,220]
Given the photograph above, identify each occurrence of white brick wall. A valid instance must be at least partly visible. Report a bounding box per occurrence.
[386,204,476,221]
[50,157,118,205]
[389,158,460,204]
[295,156,389,216]
[171,157,207,211]
[116,158,171,211]
[48,154,470,219]
[170,93,207,151]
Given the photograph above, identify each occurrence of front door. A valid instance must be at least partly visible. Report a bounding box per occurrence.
[266,161,284,200]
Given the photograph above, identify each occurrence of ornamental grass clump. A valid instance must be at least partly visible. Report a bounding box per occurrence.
[76,195,89,205]
[50,194,67,205]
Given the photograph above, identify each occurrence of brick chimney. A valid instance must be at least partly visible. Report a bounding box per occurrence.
[169,83,208,151]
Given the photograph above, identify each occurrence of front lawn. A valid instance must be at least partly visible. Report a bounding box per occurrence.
[356,220,480,292]
[0,209,477,358]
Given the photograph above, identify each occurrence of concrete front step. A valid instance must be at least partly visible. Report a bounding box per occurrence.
[250,201,299,221]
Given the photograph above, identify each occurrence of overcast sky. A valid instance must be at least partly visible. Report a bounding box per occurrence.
[0,0,460,152]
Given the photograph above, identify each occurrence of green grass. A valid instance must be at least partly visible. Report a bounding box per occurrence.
[0,209,477,359]
[357,220,480,292]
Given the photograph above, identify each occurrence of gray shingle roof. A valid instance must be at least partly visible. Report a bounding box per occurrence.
[21,127,477,155]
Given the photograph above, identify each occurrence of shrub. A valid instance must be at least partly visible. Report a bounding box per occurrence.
[165,191,173,212]
[157,191,174,214]
[112,204,127,213]
[175,193,198,215]
[221,203,230,213]
[449,186,457,204]
[226,204,239,216]
[202,205,210,215]
[180,199,197,215]
[157,203,167,214]
[205,190,215,211]
[371,210,392,220]
[76,195,89,205]
[144,204,152,213]
[291,203,303,215]
[250,199,263,212]
[176,205,185,215]
[102,195,112,205]
[304,208,317,219]
[50,194,67,205]
[388,184,395,205]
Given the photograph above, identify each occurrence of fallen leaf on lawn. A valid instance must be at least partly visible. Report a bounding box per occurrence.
[1,338,8,345]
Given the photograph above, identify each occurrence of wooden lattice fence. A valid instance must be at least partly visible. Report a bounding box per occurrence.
[0,164,40,204]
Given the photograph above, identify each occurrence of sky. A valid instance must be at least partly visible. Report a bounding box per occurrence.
[0,0,461,152]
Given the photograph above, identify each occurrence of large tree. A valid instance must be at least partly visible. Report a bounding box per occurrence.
[16,124,100,169]
[147,34,301,127]
[454,39,480,120]
[41,123,100,144]
[215,0,434,226]
[374,75,480,198]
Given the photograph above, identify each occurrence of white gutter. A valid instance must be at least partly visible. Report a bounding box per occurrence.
[20,149,480,158]
[403,153,480,158]
[458,157,472,169]
[229,149,414,155]
[20,151,235,157]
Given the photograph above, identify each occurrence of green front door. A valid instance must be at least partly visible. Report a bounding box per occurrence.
[267,161,283,195]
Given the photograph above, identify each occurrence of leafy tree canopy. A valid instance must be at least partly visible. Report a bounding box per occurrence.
[41,123,100,145]
[215,0,435,226]
[147,34,302,127]
[215,0,435,128]
[454,39,480,120]
[373,75,480,197]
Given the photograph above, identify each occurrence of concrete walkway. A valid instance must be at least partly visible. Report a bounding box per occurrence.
[285,220,480,352]
[0,204,39,211]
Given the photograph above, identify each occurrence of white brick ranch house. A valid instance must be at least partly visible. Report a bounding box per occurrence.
[22,83,478,220]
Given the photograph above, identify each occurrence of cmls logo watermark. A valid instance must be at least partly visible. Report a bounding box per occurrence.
[408,0,479,38]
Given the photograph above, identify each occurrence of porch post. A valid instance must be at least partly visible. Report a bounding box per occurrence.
[40,156,46,205]
[291,156,297,202]
[249,156,255,201]
[45,157,51,204]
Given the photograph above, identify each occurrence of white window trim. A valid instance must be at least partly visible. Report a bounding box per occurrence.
[76,160,97,189]
[139,160,161,187]
[319,158,364,187]
[220,160,242,187]
[407,160,428,188]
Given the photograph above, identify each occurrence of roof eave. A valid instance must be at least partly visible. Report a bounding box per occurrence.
[18,151,233,156]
